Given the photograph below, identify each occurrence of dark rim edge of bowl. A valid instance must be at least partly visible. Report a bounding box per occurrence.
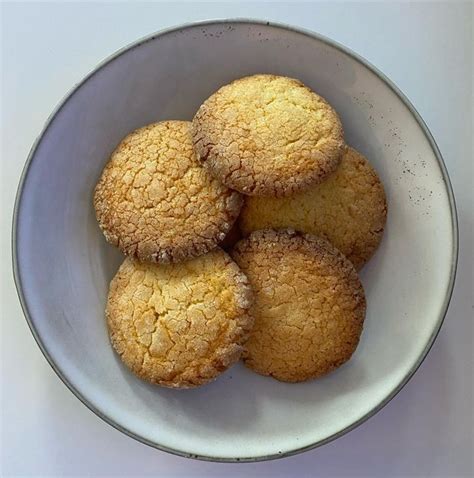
[11,18,459,463]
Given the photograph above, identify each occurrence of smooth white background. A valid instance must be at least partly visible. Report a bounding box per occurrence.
[1,2,472,477]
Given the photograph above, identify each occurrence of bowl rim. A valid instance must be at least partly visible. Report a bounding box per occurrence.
[12,18,459,463]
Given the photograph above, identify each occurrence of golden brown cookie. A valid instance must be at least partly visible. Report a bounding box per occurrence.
[94,121,242,263]
[192,74,344,197]
[231,229,366,383]
[106,249,254,388]
[239,146,387,269]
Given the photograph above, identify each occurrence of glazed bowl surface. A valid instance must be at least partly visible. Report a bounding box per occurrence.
[13,20,457,461]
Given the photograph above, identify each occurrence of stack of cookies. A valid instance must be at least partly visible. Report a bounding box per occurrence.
[94,74,387,388]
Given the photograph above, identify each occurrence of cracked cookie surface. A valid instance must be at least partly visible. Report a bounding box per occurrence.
[239,146,387,269]
[192,74,344,197]
[231,229,366,382]
[106,249,254,388]
[94,121,243,263]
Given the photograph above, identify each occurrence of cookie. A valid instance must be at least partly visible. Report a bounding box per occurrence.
[94,121,242,263]
[106,249,254,388]
[192,74,344,197]
[231,229,366,382]
[239,146,387,269]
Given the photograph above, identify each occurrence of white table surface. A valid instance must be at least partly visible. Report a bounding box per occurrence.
[1,2,472,477]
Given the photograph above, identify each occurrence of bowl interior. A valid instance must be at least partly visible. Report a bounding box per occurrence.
[15,21,455,461]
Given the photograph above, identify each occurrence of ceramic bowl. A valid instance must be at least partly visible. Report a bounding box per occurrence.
[13,19,457,462]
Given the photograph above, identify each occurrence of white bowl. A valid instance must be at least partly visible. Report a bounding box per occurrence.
[13,19,458,462]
